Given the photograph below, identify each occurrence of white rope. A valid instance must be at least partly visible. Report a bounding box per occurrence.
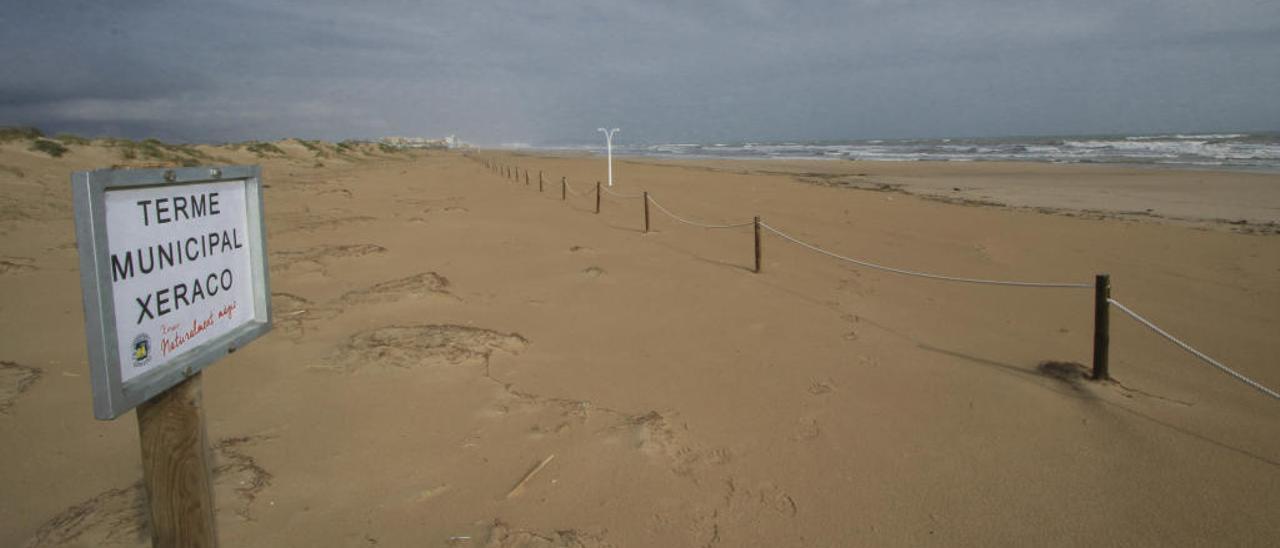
[1108,298,1279,400]
[646,195,755,229]
[758,221,1092,288]
[600,185,644,199]
[563,180,593,197]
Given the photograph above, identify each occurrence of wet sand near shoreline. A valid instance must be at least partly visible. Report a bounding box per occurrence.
[618,156,1280,232]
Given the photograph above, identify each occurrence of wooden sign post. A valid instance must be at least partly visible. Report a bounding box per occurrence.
[138,372,217,546]
[72,166,273,547]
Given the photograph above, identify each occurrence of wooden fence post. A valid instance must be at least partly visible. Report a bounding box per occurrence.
[137,372,217,547]
[643,192,650,233]
[595,181,601,214]
[539,171,543,192]
[754,216,762,273]
[525,171,529,185]
[561,177,566,201]
[1092,273,1111,380]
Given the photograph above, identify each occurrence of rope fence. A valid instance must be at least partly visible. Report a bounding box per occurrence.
[760,221,1093,289]
[467,153,1279,402]
[647,195,755,229]
[1107,299,1280,400]
[563,179,591,197]
[600,184,643,199]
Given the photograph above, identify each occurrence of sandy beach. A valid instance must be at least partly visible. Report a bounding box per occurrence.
[2,140,1279,546]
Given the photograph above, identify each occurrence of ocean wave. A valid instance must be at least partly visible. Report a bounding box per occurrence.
[551,132,1279,171]
[1126,133,1247,141]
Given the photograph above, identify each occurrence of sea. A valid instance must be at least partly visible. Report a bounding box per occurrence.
[538,132,1280,172]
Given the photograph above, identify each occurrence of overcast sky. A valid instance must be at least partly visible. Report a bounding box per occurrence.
[2,1,1278,144]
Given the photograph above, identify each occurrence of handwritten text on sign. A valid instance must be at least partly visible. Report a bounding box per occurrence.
[105,180,255,383]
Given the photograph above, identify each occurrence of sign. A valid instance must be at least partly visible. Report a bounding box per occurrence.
[73,166,271,419]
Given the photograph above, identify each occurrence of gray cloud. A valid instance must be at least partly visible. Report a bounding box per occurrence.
[1,0,1277,143]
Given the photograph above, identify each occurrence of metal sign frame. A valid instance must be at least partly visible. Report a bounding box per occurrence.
[72,165,272,420]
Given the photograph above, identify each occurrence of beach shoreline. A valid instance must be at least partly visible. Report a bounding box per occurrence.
[2,142,1277,546]
[579,155,1280,233]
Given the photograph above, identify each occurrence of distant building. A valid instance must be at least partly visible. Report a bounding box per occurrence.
[380,135,467,149]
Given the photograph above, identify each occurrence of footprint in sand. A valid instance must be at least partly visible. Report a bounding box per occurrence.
[424,206,469,214]
[23,483,147,548]
[791,418,821,442]
[0,257,36,276]
[581,266,605,279]
[807,378,836,396]
[323,324,527,372]
[271,292,340,338]
[270,243,386,273]
[274,212,375,235]
[405,206,469,222]
[481,386,600,442]
[723,478,799,518]
[397,196,467,218]
[212,435,275,521]
[339,272,457,304]
[629,411,709,477]
[482,520,611,548]
[0,361,42,414]
[315,188,353,199]
[22,435,274,548]
[400,196,465,207]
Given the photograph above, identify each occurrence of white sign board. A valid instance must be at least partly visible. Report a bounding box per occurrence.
[106,180,257,383]
[73,166,271,419]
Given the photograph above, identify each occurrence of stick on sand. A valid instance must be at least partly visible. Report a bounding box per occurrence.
[506,454,555,499]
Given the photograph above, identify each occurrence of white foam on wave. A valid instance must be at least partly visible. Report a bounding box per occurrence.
[1127,133,1247,141]
[1064,138,1280,161]
[544,133,1279,171]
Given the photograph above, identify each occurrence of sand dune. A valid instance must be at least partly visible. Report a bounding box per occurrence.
[1,138,1278,546]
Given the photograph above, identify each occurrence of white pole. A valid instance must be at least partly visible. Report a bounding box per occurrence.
[597,127,620,186]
